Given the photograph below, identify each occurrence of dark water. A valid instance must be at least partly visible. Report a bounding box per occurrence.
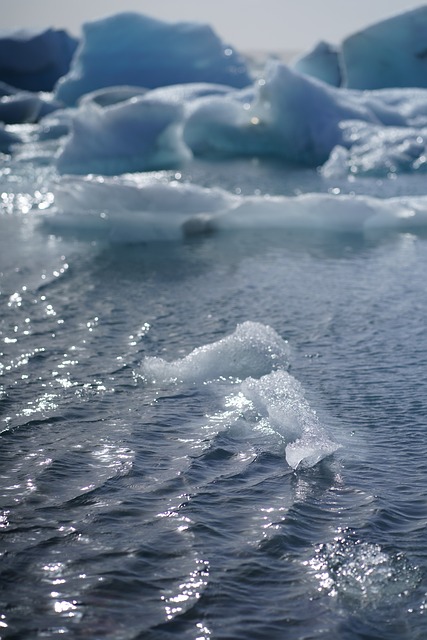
[2,163,427,639]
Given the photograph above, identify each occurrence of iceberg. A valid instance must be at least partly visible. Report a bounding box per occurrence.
[56,82,238,174]
[184,62,381,165]
[41,174,427,243]
[0,27,78,92]
[55,12,251,106]
[342,6,427,89]
[185,62,427,168]
[56,96,191,175]
[290,7,427,91]
[7,9,427,181]
[33,38,427,173]
[292,41,341,87]
[212,192,427,235]
[43,175,233,241]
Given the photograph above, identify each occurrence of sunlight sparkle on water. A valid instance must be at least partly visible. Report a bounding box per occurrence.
[163,559,210,621]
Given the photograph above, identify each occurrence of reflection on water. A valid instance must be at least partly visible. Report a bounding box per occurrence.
[2,161,427,638]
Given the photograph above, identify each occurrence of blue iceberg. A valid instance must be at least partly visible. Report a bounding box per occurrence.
[56,82,237,174]
[292,41,341,87]
[0,27,78,92]
[342,6,427,89]
[6,8,427,186]
[55,12,251,106]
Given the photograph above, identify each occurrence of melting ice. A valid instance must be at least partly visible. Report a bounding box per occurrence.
[3,7,427,640]
[141,322,339,470]
[43,174,427,243]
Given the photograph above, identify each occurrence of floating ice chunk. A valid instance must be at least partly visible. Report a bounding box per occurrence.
[342,6,427,89]
[209,192,384,233]
[56,96,191,175]
[55,12,251,106]
[285,436,338,470]
[141,322,289,384]
[183,94,251,156]
[76,82,236,146]
[185,62,427,167]
[363,196,427,232]
[366,87,427,126]
[146,83,234,101]
[242,372,312,443]
[212,191,427,235]
[322,120,427,177]
[43,175,233,242]
[241,371,339,469]
[51,175,231,215]
[41,173,427,243]
[292,41,341,87]
[141,324,337,469]
[0,28,78,92]
[185,61,380,165]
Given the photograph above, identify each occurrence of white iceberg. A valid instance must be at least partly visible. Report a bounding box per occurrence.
[184,61,382,166]
[56,96,191,175]
[185,61,427,169]
[42,174,427,242]
[43,175,233,242]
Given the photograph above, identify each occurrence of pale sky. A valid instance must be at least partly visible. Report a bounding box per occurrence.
[3,0,426,52]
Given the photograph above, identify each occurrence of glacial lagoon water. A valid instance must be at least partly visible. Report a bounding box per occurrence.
[2,150,427,640]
